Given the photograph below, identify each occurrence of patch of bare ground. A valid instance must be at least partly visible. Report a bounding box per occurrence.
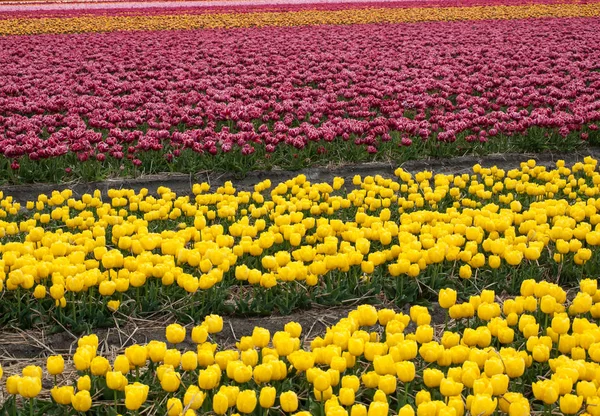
[4,149,600,204]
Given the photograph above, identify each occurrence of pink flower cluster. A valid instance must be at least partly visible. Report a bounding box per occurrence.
[1,17,599,165]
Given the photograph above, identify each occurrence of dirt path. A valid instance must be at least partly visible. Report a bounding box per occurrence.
[4,149,600,204]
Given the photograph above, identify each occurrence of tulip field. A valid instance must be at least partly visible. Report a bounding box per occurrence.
[2,0,600,414]
[2,3,600,182]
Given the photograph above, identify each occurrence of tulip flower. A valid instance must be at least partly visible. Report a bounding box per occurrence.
[236,390,257,414]
[71,390,92,412]
[280,391,299,413]
[77,375,91,392]
[124,382,149,411]
[51,386,74,406]
[213,392,229,415]
[560,394,584,414]
[165,323,186,345]
[439,288,457,308]
[17,376,42,399]
[470,394,497,416]
[166,398,183,416]
[47,355,64,376]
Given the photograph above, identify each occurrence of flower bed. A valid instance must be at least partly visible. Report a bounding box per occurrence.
[1,18,599,182]
[1,284,600,415]
[1,158,600,331]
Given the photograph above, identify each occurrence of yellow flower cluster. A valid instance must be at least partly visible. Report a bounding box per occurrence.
[1,2,599,35]
[2,158,600,318]
[2,278,600,415]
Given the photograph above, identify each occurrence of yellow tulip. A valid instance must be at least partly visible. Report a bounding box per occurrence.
[47,355,65,376]
[199,368,219,390]
[161,371,181,392]
[440,378,463,397]
[213,392,229,415]
[106,371,128,391]
[532,380,559,404]
[423,368,444,388]
[167,398,183,416]
[560,394,584,414]
[204,314,224,333]
[124,382,149,411]
[51,386,74,405]
[7,375,20,395]
[236,390,257,414]
[469,395,497,416]
[252,327,270,348]
[147,341,167,363]
[259,386,276,408]
[280,391,299,412]
[439,288,457,309]
[71,390,92,412]
[90,356,111,376]
[184,385,205,410]
[18,376,42,398]
[399,405,416,416]
[125,344,147,367]
[77,375,91,392]
[191,325,209,344]
[396,361,416,383]
[378,374,397,395]
[166,323,186,344]
[368,401,389,416]
[113,355,130,374]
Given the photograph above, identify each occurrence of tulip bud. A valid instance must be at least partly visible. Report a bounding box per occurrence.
[166,323,186,344]
[17,376,42,398]
[259,386,276,408]
[439,288,457,309]
[71,390,92,412]
[161,371,181,392]
[213,392,229,415]
[236,390,257,414]
[125,344,147,368]
[77,375,91,392]
[184,385,205,410]
[560,394,584,414]
[470,394,497,416]
[47,355,65,376]
[125,382,149,411]
[167,398,183,416]
[280,391,299,412]
[51,386,74,405]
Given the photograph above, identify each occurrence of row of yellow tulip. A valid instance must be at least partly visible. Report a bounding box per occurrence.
[1,3,600,35]
[1,278,600,415]
[2,158,600,326]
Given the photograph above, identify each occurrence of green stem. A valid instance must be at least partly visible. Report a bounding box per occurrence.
[11,396,17,416]
[71,292,77,323]
[396,276,404,302]
[136,287,141,312]
[30,398,34,416]
[17,287,22,318]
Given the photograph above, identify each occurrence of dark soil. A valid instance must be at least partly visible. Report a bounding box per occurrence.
[3,150,600,204]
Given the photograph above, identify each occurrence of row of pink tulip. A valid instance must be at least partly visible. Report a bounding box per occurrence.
[1,17,599,167]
